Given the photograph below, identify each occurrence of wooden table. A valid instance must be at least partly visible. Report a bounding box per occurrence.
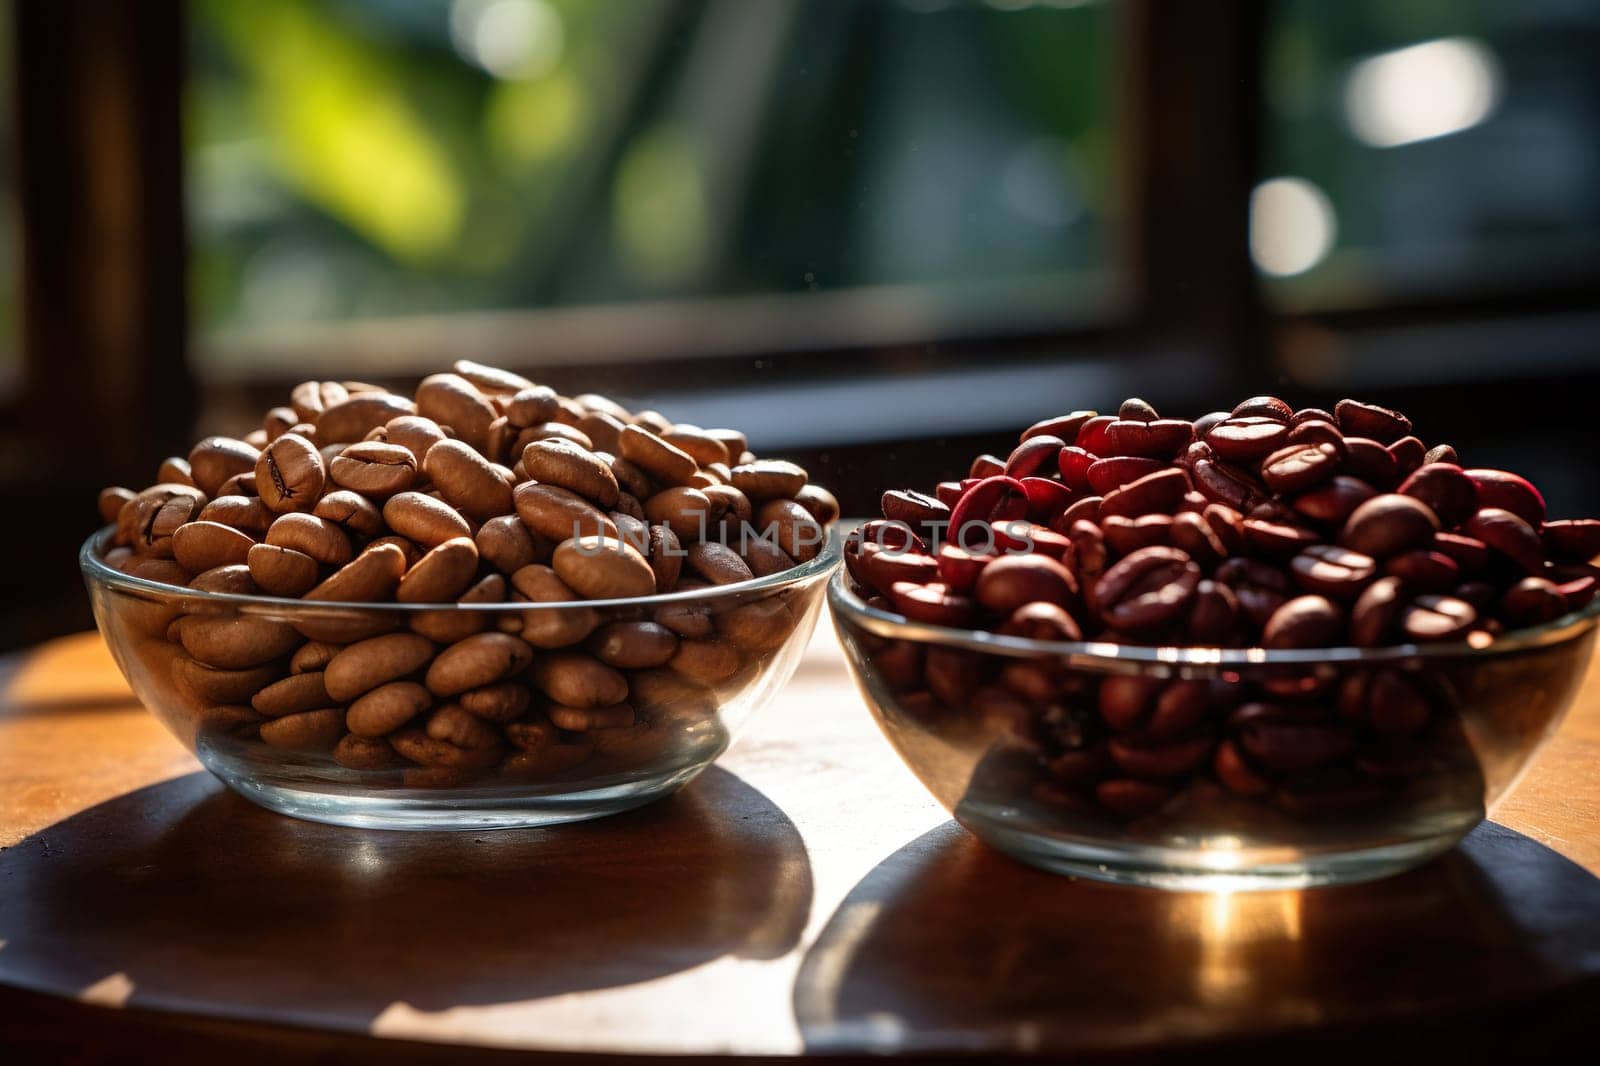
[2,627,1598,1062]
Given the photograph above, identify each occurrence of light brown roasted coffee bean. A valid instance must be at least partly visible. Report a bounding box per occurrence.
[731,460,807,500]
[620,424,700,485]
[793,484,840,526]
[329,440,417,497]
[717,599,796,652]
[647,523,683,592]
[259,708,345,751]
[662,428,729,467]
[381,414,449,466]
[669,638,743,684]
[520,438,620,508]
[263,406,298,440]
[577,410,626,454]
[157,456,194,486]
[409,572,503,643]
[251,671,332,717]
[502,384,559,427]
[333,734,402,770]
[388,728,502,769]
[305,542,409,602]
[312,489,384,537]
[548,703,635,731]
[505,717,559,750]
[754,498,824,563]
[172,657,282,703]
[200,494,273,534]
[531,652,629,708]
[476,513,541,574]
[459,681,531,721]
[607,454,654,499]
[397,536,479,603]
[513,421,595,455]
[644,486,714,543]
[325,632,435,701]
[426,703,500,749]
[187,564,258,595]
[425,632,535,696]
[453,358,534,395]
[589,621,679,669]
[266,512,352,566]
[687,541,754,585]
[172,521,255,573]
[576,392,632,422]
[654,599,713,639]
[514,482,618,543]
[291,641,344,674]
[702,483,753,530]
[423,438,514,520]
[99,486,137,524]
[243,541,318,598]
[740,533,795,577]
[510,564,599,648]
[416,373,496,451]
[383,491,472,548]
[255,432,326,513]
[346,680,432,736]
[367,534,423,567]
[177,615,300,670]
[289,380,347,421]
[188,436,261,496]
[552,535,657,599]
[317,391,416,445]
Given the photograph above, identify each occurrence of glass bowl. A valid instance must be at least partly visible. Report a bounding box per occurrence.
[829,568,1598,890]
[81,528,839,830]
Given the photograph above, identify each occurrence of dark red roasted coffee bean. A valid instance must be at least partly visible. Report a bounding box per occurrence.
[1214,740,1272,796]
[1500,577,1570,627]
[1284,419,1346,451]
[1400,594,1476,641]
[1109,734,1214,779]
[1086,456,1165,495]
[1342,437,1399,489]
[1243,517,1321,559]
[1260,442,1341,494]
[1098,675,1160,732]
[1171,510,1229,567]
[1148,680,1216,740]
[859,545,940,595]
[1463,507,1545,574]
[1191,458,1264,511]
[925,647,982,706]
[890,581,977,628]
[1293,475,1377,526]
[1188,579,1241,644]
[1067,519,1108,607]
[1233,395,1293,422]
[1240,721,1354,773]
[1364,671,1433,736]
[1104,419,1193,459]
[1022,411,1096,443]
[1100,468,1190,518]
[1093,546,1202,633]
[1397,463,1477,528]
[1008,524,1072,560]
[1074,415,1116,455]
[1432,531,1489,573]
[975,553,1077,614]
[936,543,992,593]
[1543,519,1600,561]
[1192,411,1231,438]
[1205,417,1289,463]
[1018,477,1075,522]
[1387,435,1426,478]
[1452,580,1499,612]
[949,475,1029,546]
[1215,556,1293,627]
[998,601,1084,642]
[1465,469,1546,527]
[858,519,928,553]
[1289,544,1377,600]
[1339,494,1440,558]
[1050,494,1103,533]
[935,480,968,508]
[1102,513,1174,555]
[1557,574,1598,610]
[1095,778,1172,818]
[1057,446,1096,491]
[1262,595,1346,649]
[1383,549,1460,592]
[881,489,949,527]
[1423,443,1458,465]
[970,453,1005,478]
[1005,435,1067,478]
[1335,398,1411,443]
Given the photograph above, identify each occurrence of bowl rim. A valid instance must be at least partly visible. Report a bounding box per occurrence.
[82,525,842,612]
[827,565,1600,665]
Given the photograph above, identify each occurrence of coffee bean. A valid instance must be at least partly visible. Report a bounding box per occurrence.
[1100,468,1189,518]
[1400,595,1476,641]
[1464,468,1546,527]
[256,433,327,513]
[1290,544,1377,599]
[1339,494,1440,557]
[1349,575,1405,646]
[1383,549,1460,592]
[1093,547,1201,633]
[1262,595,1345,648]
[318,392,417,446]
[1500,577,1569,626]
[881,489,949,528]
[1463,507,1545,573]
[553,535,658,599]
[1260,442,1341,494]
[1205,418,1289,462]
[1544,519,1600,561]
[1292,475,1377,526]
[1335,398,1411,443]
[975,554,1077,614]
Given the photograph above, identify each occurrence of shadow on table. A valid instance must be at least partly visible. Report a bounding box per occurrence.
[0,766,811,1031]
[794,821,1600,1059]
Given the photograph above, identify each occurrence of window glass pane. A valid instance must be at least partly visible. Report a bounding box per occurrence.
[1259,0,1600,307]
[188,0,1117,367]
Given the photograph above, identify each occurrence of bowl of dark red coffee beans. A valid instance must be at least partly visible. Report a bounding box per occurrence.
[84,361,840,829]
[831,396,1600,889]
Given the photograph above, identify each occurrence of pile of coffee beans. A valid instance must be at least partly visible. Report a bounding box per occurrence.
[95,362,837,784]
[845,397,1600,820]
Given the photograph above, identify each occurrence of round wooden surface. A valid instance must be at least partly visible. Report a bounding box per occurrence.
[2,628,1599,1061]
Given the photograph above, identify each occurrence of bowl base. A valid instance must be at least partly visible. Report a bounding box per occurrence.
[956,807,1478,891]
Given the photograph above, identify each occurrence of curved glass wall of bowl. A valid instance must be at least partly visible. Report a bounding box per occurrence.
[1259,1,1600,306]
[82,528,841,830]
[829,570,1600,890]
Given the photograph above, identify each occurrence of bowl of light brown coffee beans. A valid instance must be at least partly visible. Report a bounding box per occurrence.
[831,396,1600,889]
[83,361,839,829]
